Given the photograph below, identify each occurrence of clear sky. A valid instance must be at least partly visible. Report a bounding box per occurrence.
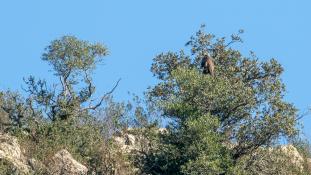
[0,0,310,139]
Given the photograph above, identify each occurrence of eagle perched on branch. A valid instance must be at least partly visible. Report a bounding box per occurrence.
[201,54,215,76]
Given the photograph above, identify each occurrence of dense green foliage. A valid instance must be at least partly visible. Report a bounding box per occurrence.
[0,28,310,175]
[135,26,306,174]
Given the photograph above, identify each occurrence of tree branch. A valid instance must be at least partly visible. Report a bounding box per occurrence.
[295,109,310,121]
[80,78,121,112]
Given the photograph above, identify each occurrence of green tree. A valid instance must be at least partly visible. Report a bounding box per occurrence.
[138,26,299,174]
[24,35,117,121]
[0,91,35,133]
[0,36,134,174]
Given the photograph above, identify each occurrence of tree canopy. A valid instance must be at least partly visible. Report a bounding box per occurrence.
[136,26,299,174]
[24,36,111,121]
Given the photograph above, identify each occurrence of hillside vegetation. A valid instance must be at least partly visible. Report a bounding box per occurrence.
[0,27,310,175]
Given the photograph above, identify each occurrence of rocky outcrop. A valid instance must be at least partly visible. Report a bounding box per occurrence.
[0,133,30,174]
[47,149,88,175]
[1,131,311,174]
[27,158,48,174]
[114,133,138,152]
[113,128,167,153]
[280,145,304,167]
[0,133,88,175]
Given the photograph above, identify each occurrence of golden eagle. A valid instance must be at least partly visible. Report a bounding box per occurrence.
[201,54,215,76]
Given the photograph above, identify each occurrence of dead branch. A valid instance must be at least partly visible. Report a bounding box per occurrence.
[80,78,121,112]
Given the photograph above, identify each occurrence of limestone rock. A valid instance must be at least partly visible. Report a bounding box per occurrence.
[281,145,304,168]
[114,133,138,152]
[47,149,88,175]
[28,158,47,174]
[114,128,167,153]
[0,133,30,174]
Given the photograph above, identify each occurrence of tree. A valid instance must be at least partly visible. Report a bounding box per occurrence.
[138,26,299,174]
[23,35,119,121]
[0,36,135,174]
[0,91,34,133]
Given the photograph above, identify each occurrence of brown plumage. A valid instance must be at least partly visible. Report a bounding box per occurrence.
[201,55,215,76]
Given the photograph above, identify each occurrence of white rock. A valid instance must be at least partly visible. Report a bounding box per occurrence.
[48,149,88,175]
[0,133,30,174]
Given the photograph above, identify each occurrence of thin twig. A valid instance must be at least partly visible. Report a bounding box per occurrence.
[81,78,121,111]
[296,109,310,121]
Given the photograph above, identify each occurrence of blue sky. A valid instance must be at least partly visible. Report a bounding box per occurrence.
[0,0,310,138]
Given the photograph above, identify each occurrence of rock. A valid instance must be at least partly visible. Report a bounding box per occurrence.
[0,133,30,174]
[28,158,47,174]
[114,133,138,152]
[113,128,167,153]
[307,158,311,170]
[280,145,304,168]
[47,149,88,175]
[0,134,88,174]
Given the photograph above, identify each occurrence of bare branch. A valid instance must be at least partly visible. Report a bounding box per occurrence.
[224,40,236,48]
[295,109,310,121]
[80,78,121,112]
[79,71,94,103]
